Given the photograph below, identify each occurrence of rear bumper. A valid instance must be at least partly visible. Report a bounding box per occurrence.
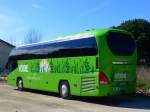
[80,84,136,97]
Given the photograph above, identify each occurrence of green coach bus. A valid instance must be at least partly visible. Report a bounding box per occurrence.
[7,29,137,99]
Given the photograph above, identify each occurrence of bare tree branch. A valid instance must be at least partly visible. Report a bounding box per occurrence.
[24,29,42,44]
[8,36,16,46]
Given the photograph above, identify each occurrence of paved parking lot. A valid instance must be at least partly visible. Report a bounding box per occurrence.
[0,82,150,112]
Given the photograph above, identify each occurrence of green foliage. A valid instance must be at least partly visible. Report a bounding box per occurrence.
[114,19,150,65]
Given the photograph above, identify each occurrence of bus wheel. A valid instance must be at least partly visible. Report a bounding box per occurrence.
[59,81,71,99]
[17,78,24,91]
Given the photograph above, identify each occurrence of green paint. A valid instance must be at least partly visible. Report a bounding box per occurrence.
[7,29,137,97]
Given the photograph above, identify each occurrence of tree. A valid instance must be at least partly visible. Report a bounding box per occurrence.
[113,19,150,65]
[116,19,150,40]
[24,29,42,44]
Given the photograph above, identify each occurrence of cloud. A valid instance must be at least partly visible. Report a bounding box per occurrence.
[80,0,112,17]
[0,11,28,45]
[0,4,44,46]
[0,14,14,27]
[32,4,43,9]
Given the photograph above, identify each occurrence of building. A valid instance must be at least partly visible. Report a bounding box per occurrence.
[0,39,15,72]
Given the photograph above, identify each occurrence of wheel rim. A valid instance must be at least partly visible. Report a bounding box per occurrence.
[18,80,23,89]
[61,84,68,97]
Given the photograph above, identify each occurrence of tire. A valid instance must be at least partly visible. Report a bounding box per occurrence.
[59,81,71,99]
[17,78,24,91]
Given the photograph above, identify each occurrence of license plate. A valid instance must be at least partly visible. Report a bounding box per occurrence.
[114,72,127,80]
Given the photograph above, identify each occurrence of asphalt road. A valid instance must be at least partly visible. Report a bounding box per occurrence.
[0,82,150,112]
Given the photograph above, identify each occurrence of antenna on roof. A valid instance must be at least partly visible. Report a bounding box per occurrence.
[86,29,95,31]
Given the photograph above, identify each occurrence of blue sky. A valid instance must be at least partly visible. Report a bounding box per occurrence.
[0,0,149,46]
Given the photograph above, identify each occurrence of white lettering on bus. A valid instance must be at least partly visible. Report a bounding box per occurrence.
[19,65,28,72]
[40,59,51,73]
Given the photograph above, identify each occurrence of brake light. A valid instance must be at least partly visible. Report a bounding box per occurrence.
[99,72,110,84]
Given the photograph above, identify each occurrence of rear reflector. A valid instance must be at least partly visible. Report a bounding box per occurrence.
[99,72,110,84]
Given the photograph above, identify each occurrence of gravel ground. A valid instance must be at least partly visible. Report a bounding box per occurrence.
[0,82,150,112]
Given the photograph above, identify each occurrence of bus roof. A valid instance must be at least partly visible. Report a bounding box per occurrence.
[16,32,94,49]
[15,29,130,49]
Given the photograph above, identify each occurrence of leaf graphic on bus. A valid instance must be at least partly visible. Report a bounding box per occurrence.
[84,58,90,73]
[65,59,70,73]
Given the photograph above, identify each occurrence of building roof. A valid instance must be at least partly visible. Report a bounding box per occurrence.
[0,39,15,47]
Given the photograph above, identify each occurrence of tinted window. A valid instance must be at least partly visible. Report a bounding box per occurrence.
[10,37,98,60]
[107,32,135,56]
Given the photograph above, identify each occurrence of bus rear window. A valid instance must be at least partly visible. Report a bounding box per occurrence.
[107,32,135,56]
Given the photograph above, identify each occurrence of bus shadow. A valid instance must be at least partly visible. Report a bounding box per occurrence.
[15,88,60,98]
[72,94,150,110]
[16,88,150,110]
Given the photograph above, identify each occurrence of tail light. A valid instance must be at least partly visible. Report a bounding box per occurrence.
[99,72,110,84]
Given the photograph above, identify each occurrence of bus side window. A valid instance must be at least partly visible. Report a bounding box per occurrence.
[7,60,18,73]
[96,57,99,69]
